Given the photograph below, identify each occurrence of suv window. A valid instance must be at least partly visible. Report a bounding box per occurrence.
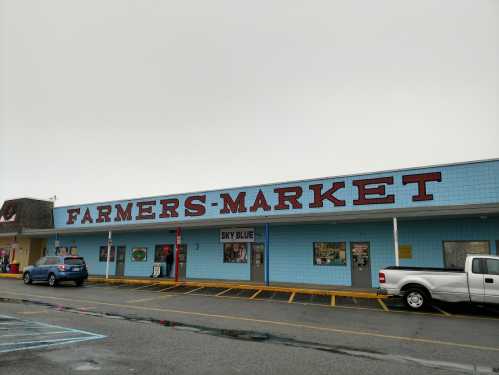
[485,259,499,275]
[46,257,59,265]
[64,257,84,265]
[35,257,47,266]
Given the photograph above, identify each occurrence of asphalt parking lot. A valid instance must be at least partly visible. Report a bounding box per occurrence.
[0,278,498,374]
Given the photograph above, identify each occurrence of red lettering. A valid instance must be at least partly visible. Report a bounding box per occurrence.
[66,208,80,225]
[220,192,247,214]
[114,202,133,222]
[81,208,93,224]
[274,186,303,210]
[159,198,180,218]
[249,190,271,212]
[185,195,206,217]
[353,177,395,205]
[309,182,345,208]
[96,205,112,223]
[402,172,442,201]
[135,200,156,220]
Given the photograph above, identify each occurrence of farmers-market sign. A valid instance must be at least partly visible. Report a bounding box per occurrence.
[52,160,499,228]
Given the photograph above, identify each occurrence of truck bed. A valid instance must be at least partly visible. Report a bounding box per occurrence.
[384,266,464,273]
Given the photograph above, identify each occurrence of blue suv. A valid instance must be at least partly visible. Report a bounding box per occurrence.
[23,256,88,287]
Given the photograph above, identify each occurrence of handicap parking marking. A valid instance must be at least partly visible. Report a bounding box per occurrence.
[0,314,105,354]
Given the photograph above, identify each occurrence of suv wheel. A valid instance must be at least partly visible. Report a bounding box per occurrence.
[48,274,57,287]
[23,272,32,285]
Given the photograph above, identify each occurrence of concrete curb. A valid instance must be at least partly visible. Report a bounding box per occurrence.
[0,273,22,279]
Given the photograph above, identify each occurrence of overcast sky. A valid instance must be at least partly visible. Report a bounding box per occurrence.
[0,0,498,206]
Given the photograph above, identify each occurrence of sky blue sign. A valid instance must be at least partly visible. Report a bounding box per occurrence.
[53,160,499,229]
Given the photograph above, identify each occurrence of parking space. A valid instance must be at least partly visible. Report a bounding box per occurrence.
[78,281,499,321]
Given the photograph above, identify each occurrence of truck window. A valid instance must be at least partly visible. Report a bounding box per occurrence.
[472,259,483,274]
[485,259,499,275]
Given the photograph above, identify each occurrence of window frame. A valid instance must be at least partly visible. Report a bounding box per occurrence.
[99,245,116,262]
[313,242,347,266]
[223,243,248,264]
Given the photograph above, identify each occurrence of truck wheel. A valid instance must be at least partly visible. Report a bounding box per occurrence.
[48,274,57,287]
[75,280,84,287]
[403,288,429,311]
[23,272,32,285]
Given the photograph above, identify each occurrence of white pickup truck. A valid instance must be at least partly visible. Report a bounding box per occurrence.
[378,255,499,310]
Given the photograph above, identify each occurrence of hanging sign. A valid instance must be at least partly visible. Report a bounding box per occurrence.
[152,263,161,278]
[220,228,255,243]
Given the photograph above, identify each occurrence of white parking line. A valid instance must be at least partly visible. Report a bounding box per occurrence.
[0,314,105,354]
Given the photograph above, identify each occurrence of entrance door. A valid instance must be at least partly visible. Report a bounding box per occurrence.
[177,244,187,280]
[350,242,371,288]
[115,246,126,276]
[251,243,265,283]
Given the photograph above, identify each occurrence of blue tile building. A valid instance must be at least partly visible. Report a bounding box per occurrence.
[21,159,499,288]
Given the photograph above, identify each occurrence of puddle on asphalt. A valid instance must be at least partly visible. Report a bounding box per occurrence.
[0,297,497,374]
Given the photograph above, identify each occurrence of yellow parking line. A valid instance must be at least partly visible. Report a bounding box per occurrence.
[133,284,157,291]
[288,292,296,304]
[216,288,232,297]
[249,290,262,300]
[433,305,451,317]
[184,287,204,295]
[378,298,389,312]
[159,285,179,292]
[4,290,499,353]
[331,295,336,307]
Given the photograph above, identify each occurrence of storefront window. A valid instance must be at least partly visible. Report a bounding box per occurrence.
[443,241,489,269]
[155,244,174,262]
[313,242,346,266]
[223,243,248,263]
[99,246,116,262]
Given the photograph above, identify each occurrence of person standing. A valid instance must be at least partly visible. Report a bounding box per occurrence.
[166,249,174,278]
[2,254,9,273]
